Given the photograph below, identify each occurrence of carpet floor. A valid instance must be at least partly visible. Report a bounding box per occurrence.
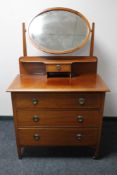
[0,118,117,175]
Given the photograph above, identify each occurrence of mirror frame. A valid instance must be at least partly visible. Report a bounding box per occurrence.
[28,7,91,54]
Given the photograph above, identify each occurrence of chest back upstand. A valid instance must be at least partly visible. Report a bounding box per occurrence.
[7,7,109,159]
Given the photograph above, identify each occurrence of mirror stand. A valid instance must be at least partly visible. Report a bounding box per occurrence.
[21,22,95,78]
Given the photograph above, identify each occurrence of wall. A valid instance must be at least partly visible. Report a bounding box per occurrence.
[0,0,116,116]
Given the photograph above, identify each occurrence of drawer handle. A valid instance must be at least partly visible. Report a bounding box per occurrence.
[78,98,86,105]
[76,133,83,141]
[77,115,84,123]
[32,115,40,122]
[32,98,38,105]
[33,134,40,141]
[56,64,61,71]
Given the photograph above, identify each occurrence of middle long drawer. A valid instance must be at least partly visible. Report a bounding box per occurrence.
[16,110,100,127]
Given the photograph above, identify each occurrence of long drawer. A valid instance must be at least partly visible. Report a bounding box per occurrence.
[14,93,100,109]
[18,128,98,146]
[16,110,100,127]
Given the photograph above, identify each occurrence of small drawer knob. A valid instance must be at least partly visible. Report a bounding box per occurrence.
[77,115,84,123]
[76,133,83,141]
[33,134,40,141]
[32,115,40,122]
[56,64,61,71]
[32,98,38,105]
[78,98,86,105]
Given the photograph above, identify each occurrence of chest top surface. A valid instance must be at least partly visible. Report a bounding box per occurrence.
[7,74,109,92]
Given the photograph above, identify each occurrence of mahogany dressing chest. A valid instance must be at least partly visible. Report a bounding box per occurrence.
[7,7,109,158]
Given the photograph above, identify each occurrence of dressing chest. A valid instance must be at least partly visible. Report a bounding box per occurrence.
[7,7,109,158]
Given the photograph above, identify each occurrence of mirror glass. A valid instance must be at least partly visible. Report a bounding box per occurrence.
[28,8,91,54]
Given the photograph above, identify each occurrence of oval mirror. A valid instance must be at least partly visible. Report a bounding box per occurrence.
[28,7,91,54]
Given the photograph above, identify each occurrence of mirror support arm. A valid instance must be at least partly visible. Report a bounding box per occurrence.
[90,22,95,57]
[22,23,27,56]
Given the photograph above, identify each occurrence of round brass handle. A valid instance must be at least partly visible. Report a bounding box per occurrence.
[78,98,86,105]
[77,115,84,123]
[76,133,83,141]
[56,64,61,71]
[33,134,40,141]
[32,115,40,122]
[32,98,38,105]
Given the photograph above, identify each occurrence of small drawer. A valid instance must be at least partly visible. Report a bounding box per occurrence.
[18,128,98,146]
[46,64,71,72]
[14,93,100,109]
[16,110,100,127]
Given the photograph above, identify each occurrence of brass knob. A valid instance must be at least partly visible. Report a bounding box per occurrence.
[32,115,40,122]
[76,133,83,141]
[77,115,84,123]
[32,98,38,105]
[78,98,86,105]
[33,134,40,141]
[56,64,61,71]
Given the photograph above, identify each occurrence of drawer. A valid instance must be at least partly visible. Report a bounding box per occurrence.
[46,64,71,72]
[17,110,100,127]
[18,128,98,146]
[14,93,100,109]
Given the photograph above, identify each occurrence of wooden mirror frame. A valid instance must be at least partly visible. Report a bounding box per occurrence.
[28,7,92,54]
[22,7,95,56]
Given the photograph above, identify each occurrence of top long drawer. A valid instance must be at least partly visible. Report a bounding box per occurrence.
[13,93,101,109]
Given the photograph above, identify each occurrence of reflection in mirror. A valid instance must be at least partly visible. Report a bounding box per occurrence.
[28,8,91,54]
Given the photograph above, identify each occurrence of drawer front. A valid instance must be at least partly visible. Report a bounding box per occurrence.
[14,93,100,109]
[18,128,98,146]
[17,110,100,127]
[46,64,71,72]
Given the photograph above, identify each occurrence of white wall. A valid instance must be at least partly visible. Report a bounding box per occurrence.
[0,0,116,116]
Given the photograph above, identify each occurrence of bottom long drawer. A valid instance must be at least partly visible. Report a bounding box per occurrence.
[18,128,98,146]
